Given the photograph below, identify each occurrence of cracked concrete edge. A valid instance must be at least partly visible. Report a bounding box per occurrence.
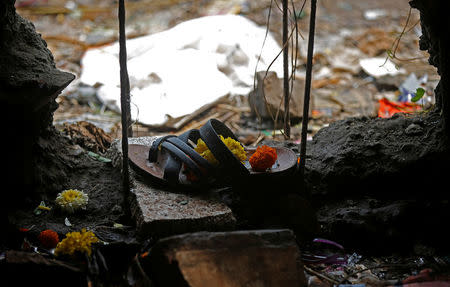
[129,179,236,238]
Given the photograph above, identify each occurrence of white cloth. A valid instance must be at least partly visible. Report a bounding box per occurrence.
[80,15,283,125]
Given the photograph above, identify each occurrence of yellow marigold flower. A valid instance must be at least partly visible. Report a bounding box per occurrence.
[55,189,88,213]
[195,135,246,165]
[54,228,99,257]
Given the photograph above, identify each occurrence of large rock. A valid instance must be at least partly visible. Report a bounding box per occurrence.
[304,112,450,251]
[108,137,236,238]
[305,112,449,198]
[316,199,450,252]
[0,0,75,125]
[146,229,307,287]
[248,71,309,123]
[410,0,450,134]
[298,0,450,253]
[0,0,74,206]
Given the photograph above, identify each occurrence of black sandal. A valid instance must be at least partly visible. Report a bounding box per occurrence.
[128,119,298,188]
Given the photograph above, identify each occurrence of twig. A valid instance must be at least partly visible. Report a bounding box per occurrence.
[253,134,265,146]
[382,7,414,66]
[186,112,222,131]
[229,121,241,134]
[299,0,317,177]
[304,265,340,285]
[119,0,131,194]
[262,26,295,126]
[254,0,273,92]
[172,97,226,130]
[287,0,303,133]
[253,0,274,130]
[253,0,303,137]
[218,111,237,123]
[393,8,412,57]
[43,31,148,50]
[295,0,307,40]
[273,0,283,13]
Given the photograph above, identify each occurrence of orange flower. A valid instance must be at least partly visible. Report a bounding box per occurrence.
[249,145,277,172]
[38,229,59,249]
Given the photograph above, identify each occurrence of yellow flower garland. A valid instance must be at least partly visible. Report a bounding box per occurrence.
[195,135,247,165]
[55,228,99,257]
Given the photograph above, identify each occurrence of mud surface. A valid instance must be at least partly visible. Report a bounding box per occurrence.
[306,111,449,198]
[8,128,132,242]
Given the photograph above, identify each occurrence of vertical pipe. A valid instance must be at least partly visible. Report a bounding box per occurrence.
[119,0,131,192]
[283,0,290,138]
[299,0,317,176]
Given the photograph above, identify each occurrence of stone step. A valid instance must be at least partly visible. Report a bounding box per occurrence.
[146,229,307,287]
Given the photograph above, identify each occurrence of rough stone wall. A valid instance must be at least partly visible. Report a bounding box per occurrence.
[1,0,74,135]
[410,0,450,134]
[302,0,450,251]
[0,1,15,27]
[0,0,74,207]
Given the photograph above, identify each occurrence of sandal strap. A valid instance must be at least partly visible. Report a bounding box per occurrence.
[163,151,184,183]
[149,130,212,183]
[160,141,203,178]
[149,135,176,162]
[168,133,213,171]
[199,118,249,178]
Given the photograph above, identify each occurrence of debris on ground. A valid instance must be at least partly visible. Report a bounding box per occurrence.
[301,237,450,287]
[31,0,437,144]
[62,121,113,153]
[359,57,406,78]
[378,98,421,118]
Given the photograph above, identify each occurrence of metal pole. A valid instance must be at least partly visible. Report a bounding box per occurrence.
[283,0,290,138]
[299,0,317,176]
[119,0,131,192]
